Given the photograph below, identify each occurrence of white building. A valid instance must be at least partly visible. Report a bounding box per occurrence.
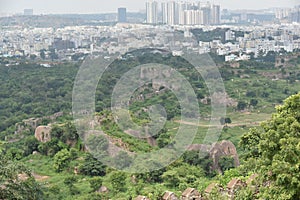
[211,5,220,24]
[146,1,158,24]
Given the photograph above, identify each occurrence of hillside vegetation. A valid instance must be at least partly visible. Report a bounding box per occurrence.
[1,52,300,199]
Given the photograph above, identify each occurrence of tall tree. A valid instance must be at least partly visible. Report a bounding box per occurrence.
[240,93,300,199]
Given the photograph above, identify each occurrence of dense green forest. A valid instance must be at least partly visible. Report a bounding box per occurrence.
[0,62,79,134]
[1,52,300,199]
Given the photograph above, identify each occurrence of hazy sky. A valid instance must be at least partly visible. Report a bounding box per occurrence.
[0,0,299,14]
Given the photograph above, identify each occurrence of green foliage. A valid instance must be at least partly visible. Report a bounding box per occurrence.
[50,122,79,145]
[250,99,258,107]
[23,136,40,156]
[2,52,300,200]
[162,170,180,188]
[63,176,80,195]
[5,147,24,160]
[61,122,79,142]
[109,171,127,193]
[220,117,232,125]
[63,175,77,187]
[191,28,229,43]
[89,177,103,192]
[182,151,213,176]
[44,184,64,200]
[162,162,205,189]
[53,149,71,172]
[50,125,64,139]
[85,134,109,160]
[235,187,255,200]
[79,153,106,176]
[69,148,78,160]
[219,156,235,172]
[0,63,78,134]
[157,131,172,148]
[86,135,109,151]
[240,93,300,199]
[0,155,44,200]
[38,138,66,156]
[218,168,241,187]
[113,151,133,169]
[237,101,247,111]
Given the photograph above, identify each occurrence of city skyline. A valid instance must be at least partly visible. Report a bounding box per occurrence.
[0,0,298,15]
[148,1,221,25]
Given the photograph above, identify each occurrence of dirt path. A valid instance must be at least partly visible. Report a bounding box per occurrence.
[174,120,261,128]
[32,173,50,181]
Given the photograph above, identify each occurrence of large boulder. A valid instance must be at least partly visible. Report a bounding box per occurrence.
[210,140,240,172]
[188,140,240,173]
[34,126,52,143]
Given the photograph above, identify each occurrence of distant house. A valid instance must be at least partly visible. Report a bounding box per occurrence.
[134,195,150,200]
[181,188,201,200]
[225,54,238,62]
[227,178,246,199]
[162,191,178,200]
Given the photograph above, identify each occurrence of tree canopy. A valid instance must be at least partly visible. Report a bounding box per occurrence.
[240,93,300,199]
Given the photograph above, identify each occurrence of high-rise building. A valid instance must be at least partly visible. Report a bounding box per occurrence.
[211,5,220,24]
[146,1,158,24]
[162,1,180,25]
[275,8,291,19]
[201,6,211,25]
[159,1,220,26]
[118,8,127,23]
[178,2,188,25]
[24,9,33,16]
[184,10,202,25]
[290,5,300,23]
[161,2,168,24]
[167,1,177,25]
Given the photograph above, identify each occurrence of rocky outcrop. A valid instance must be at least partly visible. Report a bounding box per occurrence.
[34,126,52,143]
[125,129,157,147]
[200,92,238,107]
[210,140,240,172]
[181,188,201,200]
[14,112,64,135]
[85,130,132,157]
[97,186,109,193]
[188,140,240,173]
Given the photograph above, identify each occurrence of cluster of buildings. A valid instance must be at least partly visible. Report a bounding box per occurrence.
[222,24,300,61]
[1,22,300,62]
[275,5,300,22]
[146,1,220,25]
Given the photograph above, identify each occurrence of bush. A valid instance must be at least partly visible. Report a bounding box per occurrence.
[53,149,71,172]
[219,156,235,172]
[89,177,103,192]
[237,101,247,111]
[79,153,106,176]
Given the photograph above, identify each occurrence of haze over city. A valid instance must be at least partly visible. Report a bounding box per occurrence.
[0,0,299,14]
